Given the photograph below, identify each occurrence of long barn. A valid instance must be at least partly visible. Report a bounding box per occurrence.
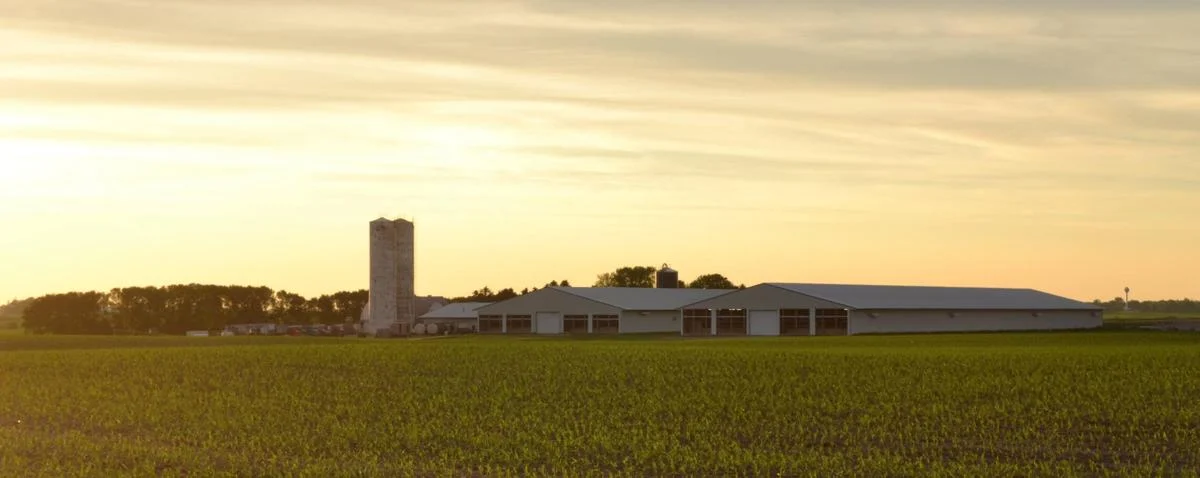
[468,283,1102,336]
[679,283,1103,336]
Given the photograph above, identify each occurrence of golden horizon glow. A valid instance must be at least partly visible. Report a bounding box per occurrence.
[2,1,1198,303]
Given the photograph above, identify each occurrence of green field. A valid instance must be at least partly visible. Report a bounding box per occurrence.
[2,332,1199,477]
[0,316,20,331]
[1105,311,1200,321]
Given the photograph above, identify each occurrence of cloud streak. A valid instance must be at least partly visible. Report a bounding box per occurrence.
[1,0,1198,300]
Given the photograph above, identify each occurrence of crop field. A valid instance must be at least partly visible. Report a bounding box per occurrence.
[0,317,20,332]
[2,332,1199,477]
[1105,311,1200,322]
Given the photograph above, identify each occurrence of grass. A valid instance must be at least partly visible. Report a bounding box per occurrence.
[1105,311,1200,321]
[1103,311,1200,330]
[0,332,357,351]
[2,332,1199,476]
[0,316,20,330]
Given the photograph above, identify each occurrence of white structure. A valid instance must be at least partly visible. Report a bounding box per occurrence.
[418,302,491,331]
[365,218,415,336]
[681,283,1103,336]
[474,287,730,334]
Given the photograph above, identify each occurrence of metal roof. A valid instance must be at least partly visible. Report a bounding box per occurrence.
[418,302,492,319]
[766,283,1100,310]
[556,287,732,311]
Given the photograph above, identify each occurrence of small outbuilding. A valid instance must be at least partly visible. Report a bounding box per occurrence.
[474,287,731,334]
[681,283,1103,336]
[418,302,492,332]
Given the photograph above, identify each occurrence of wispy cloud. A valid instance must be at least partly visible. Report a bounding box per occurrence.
[1,0,1198,300]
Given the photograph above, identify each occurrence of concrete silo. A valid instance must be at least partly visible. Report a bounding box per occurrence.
[366,218,415,336]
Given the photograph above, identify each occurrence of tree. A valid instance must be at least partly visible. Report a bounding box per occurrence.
[560,280,572,287]
[594,266,657,288]
[469,287,495,301]
[19,284,394,335]
[308,295,338,324]
[688,274,736,290]
[0,297,33,319]
[331,290,369,323]
[272,290,308,324]
[494,288,518,301]
[225,286,274,325]
[22,291,108,334]
[108,286,168,334]
[163,284,215,334]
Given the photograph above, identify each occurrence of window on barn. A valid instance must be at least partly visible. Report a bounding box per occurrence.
[592,315,619,334]
[478,315,503,333]
[563,315,589,333]
[682,309,711,335]
[814,309,848,336]
[780,309,811,336]
[716,309,747,335]
[506,315,532,333]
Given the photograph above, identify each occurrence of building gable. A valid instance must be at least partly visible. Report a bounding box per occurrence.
[683,284,849,310]
[475,288,622,316]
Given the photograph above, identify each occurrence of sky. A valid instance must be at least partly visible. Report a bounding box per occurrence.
[2,0,1198,303]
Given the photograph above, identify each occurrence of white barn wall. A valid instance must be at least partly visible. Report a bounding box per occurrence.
[851,310,1103,334]
[423,318,477,330]
[619,311,679,333]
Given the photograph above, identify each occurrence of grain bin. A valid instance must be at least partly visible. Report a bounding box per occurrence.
[656,264,679,289]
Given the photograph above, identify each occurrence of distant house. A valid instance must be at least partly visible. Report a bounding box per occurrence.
[185,330,210,337]
[223,323,279,336]
[418,302,492,331]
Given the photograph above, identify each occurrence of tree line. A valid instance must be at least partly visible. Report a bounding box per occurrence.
[33,264,1185,335]
[20,285,368,335]
[447,266,745,303]
[21,263,745,334]
[594,266,746,290]
[447,280,572,303]
[0,297,32,329]
[1091,297,1200,314]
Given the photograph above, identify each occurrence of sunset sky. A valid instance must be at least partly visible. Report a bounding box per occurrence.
[2,1,1198,302]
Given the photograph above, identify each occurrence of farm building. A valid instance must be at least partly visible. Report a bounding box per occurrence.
[680,283,1103,336]
[419,302,492,331]
[474,287,731,334]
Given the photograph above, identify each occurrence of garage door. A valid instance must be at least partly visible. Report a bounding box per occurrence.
[535,312,563,335]
[748,310,780,336]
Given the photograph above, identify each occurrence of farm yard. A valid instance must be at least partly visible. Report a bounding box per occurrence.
[2,332,1199,476]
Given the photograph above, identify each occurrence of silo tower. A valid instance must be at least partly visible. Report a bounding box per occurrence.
[656,264,679,289]
[367,217,415,336]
